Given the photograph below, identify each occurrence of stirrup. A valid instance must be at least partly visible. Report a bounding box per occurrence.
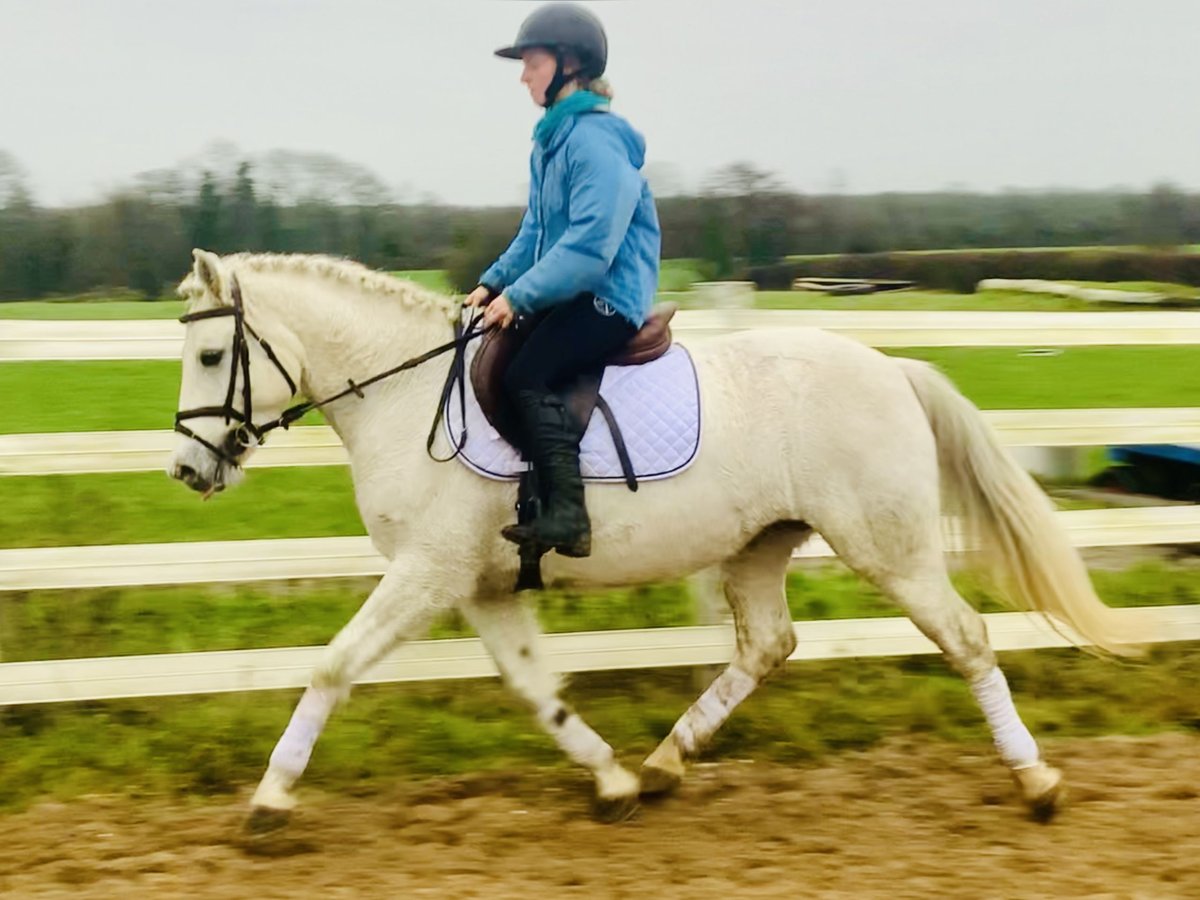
[501,522,591,559]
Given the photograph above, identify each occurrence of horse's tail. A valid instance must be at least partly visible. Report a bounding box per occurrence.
[896,357,1145,655]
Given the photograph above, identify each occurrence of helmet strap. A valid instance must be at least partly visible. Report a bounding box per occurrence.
[542,48,579,108]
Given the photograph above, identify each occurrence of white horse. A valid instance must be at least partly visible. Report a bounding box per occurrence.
[169,249,1140,831]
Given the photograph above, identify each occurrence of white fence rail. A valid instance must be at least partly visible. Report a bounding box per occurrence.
[5,506,1199,592]
[4,605,1198,706]
[0,427,348,475]
[4,408,1199,476]
[7,309,1200,361]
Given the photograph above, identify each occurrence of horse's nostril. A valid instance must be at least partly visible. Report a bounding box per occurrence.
[175,464,197,483]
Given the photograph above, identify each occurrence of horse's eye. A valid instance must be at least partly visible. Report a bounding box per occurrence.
[200,349,224,367]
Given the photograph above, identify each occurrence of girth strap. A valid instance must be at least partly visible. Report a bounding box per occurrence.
[594,394,638,492]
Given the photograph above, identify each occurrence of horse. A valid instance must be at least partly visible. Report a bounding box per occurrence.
[168,249,1141,831]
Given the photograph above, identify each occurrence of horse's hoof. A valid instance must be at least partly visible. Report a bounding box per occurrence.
[639,764,683,797]
[1014,764,1065,823]
[1026,780,1067,823]
[640,735,686,797]
[593,793,639,824]
[244,805,292,835]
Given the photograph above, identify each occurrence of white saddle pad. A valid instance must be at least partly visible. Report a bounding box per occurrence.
[444,342,701,483]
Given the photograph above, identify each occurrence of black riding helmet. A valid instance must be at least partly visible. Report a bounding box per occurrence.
[495,3,608,108]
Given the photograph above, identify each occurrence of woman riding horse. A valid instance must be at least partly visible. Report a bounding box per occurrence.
[168,1,1128,835]
[466,2,661,559]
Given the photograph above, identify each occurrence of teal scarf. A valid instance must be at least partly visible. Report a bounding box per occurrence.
[533,90,609,146]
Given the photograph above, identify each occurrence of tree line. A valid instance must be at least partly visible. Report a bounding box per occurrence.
[2,148,1198,301]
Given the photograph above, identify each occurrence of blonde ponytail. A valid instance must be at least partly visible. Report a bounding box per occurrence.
[585,77,614,100]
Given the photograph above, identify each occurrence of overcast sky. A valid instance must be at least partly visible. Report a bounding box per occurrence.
[3,0,1198,207]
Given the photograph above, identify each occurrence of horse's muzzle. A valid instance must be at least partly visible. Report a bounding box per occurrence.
[171,461,225,495]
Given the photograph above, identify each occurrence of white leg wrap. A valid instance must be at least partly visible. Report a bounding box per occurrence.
[268,686,338,780]
[672,665,758,756]
[970,667,1039,769]
[541,706,614,772]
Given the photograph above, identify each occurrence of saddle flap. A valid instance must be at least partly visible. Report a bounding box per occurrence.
[470,327,525,448]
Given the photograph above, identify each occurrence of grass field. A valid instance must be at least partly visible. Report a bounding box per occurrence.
[3,345,1198,437]
[5,560,1193,664]
[1,561,1198,811]
[716,289,1186,312]
[786,246,1200,261]
[0,361,328,433]
[0,298,188,319]
[0,468,364,549]
[2,286,1171,319]
[0,270,453,320]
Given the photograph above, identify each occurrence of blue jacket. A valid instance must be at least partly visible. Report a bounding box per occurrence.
[480,108,661,328]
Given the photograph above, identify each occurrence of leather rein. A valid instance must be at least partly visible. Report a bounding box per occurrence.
[174,274,486,469]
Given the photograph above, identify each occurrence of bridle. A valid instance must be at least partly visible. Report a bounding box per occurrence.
[174,273,486,470]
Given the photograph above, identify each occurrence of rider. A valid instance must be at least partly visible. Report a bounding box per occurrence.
[467,2,661,559]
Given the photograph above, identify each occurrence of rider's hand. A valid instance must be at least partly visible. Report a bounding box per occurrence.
[483,294,516,330]
[466,285,495,308]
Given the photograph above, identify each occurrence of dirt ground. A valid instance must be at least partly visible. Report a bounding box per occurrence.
[1,734,1198,899]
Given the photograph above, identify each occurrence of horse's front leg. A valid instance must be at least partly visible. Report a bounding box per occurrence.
[461,594,640,823]
[247,552,458,832]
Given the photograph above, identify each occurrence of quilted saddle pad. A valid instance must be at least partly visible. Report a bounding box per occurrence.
[444,342,701,483]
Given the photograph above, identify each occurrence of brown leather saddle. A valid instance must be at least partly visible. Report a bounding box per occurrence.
[471,300,678,452]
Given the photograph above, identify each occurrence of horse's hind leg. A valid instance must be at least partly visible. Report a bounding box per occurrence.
[460,594,640,823]
[821,502,1064,819]
[642,522,808,795]
[893,570,1062,818]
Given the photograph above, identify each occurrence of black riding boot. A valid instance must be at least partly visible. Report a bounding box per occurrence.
[501,390,592,558]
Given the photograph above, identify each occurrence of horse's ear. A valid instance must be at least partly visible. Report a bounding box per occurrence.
[191,248,225,299]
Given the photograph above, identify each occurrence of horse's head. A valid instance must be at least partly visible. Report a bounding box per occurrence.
[168,249,304,497]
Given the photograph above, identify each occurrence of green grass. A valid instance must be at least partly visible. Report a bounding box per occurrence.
[784,245,1197,261]
[0,361,182,433]
[0,468,364,549]
[0,299,187,319]
[782,247,1101,263]
[4,283,1137,320]
[0,271,454,319]
[670,286,1198,312]
[0,580,696,662]
[736,289,1123,312]
[658,258,713,292]
[390,269,453,293]
[0,470,1110,552]
[0,267,702,315]
[1,561,1197,811]
[0,361,320,434]
[3,561,1189,663]
[887,346,1200,409]
[4,345,1197,437]
[3,347,1193,555]
[0,569,898,662]
[699,286,1198,311]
